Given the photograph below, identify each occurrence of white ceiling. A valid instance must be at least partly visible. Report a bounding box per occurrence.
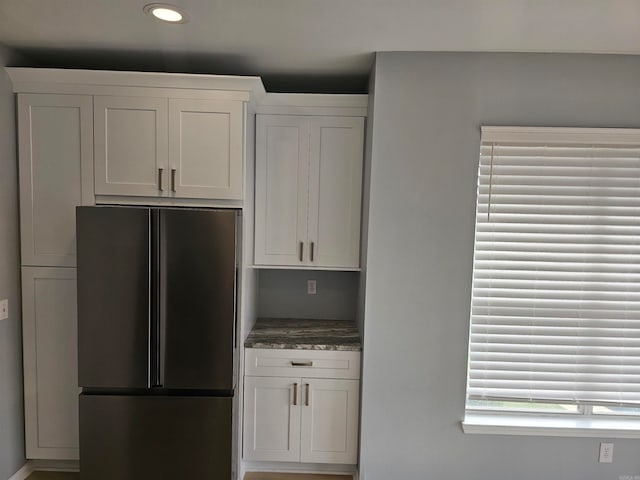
[1,0,640,90]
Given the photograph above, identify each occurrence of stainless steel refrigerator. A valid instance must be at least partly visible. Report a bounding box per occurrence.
[76,206,239,480]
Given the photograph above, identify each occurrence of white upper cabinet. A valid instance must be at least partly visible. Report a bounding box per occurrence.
[8,68,263,204]
[255,116,310,266]
[94,96,168,197]
[18,94,94,267]
[169,98,243,199]
[309,116,364,268]
[95,96,244,200]
[254,114,364,269]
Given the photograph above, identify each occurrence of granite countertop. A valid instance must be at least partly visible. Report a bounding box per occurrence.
[244,318,361,351]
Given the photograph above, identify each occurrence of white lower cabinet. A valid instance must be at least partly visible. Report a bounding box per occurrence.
[21,267,79,460]
[243,349,360,465]
[299,378,359,464]
[244,376,301,462]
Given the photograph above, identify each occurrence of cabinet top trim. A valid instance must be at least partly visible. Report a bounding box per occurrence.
[6,67,266,100]
[6,69,369,114]
[255,93,368,116]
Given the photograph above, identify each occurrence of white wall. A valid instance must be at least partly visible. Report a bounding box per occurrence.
[360,52,640,480]
[0,46,26,479]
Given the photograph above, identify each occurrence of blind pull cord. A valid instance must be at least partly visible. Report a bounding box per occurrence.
[487,142,494,221]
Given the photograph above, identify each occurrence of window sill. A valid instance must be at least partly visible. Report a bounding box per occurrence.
[462,413,640,438]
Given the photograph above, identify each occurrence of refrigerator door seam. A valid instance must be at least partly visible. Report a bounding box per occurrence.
[157,209,166,388]
[148,209,152,388]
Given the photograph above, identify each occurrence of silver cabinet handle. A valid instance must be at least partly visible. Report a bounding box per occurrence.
[158,168,164,191]
[171,168,176,192]
[291,361,313,367]
[310,241,315,262]
[305,383,310,406]
[293,383,298,406]
[299,241,304,262]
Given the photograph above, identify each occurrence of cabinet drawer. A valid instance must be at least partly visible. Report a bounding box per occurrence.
[245,349,360,379]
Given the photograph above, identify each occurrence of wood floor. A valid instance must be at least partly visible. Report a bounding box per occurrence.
[26,473,79,480]
[26,472,351,480]
[244,474,352,480]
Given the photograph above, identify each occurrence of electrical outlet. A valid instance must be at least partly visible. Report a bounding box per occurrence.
[599,442,614,463]
[307,280,317,295]
[0,299,8,321]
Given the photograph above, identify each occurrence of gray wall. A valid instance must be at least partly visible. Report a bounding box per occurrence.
[258,270,358,320]
[360,52,640,480]
[0,46,26,479]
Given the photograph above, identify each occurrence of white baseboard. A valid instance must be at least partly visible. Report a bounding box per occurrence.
[11,459,357,480]
[242,461,358,479]
[7,459,80,480]
[8,464,33,480]
[29,460,79,472]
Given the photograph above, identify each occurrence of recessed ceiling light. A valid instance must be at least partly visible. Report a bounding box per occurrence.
[143,4,189,23]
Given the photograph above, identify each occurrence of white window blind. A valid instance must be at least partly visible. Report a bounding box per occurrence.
[467,127,640,408]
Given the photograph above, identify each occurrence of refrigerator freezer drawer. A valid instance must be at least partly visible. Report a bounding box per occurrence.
[79,394,232,480]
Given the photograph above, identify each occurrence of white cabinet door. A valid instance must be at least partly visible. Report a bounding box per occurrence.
[307,117,364,269]
[254,114,364,269]
[21,267,79,460]
[243,376,301,462]
[18,94,94,267]
[169,98,243,199]
[254,115,310,266]
[94,96,168,196]
[300,378,359,464]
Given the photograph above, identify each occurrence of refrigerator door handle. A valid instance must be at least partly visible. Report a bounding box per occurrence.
[158,209,166,387]
[150,209,163,387]
[158,310,165,387]
[148,212,152,388]
[233,213,240,350]
[233,267,238,349]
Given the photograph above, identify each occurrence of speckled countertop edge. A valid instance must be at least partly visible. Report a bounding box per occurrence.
[244,318,362,351]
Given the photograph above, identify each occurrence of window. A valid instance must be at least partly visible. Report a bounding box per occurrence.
[463,127,640,437]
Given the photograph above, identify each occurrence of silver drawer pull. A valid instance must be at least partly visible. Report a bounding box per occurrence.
[291,361,313,367]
